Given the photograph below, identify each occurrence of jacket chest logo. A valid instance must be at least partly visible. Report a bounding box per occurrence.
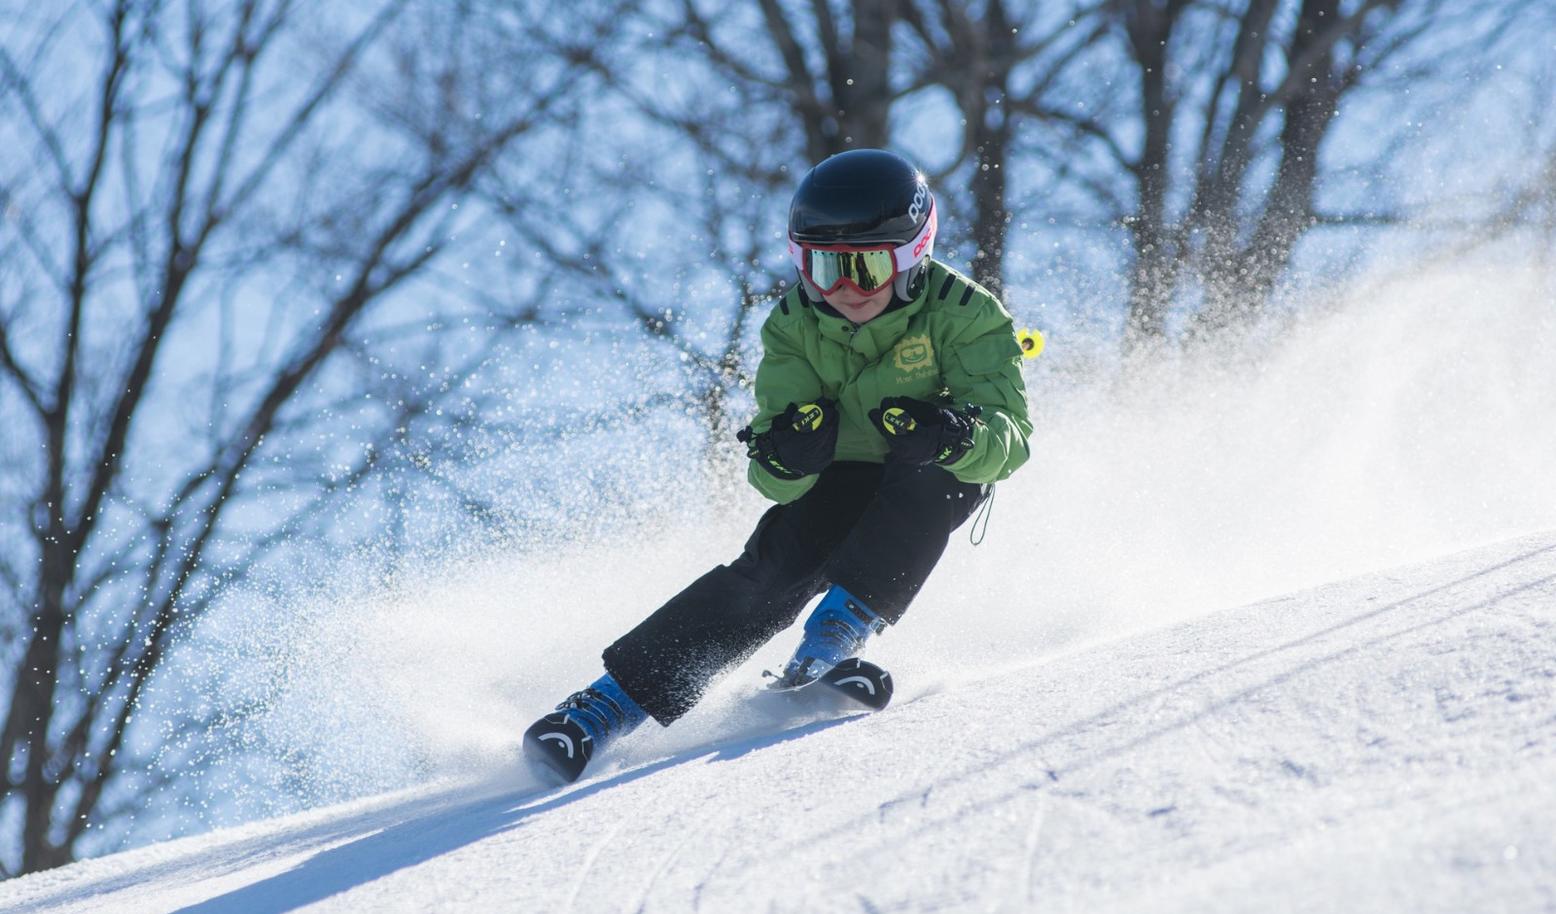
[891,334,936,379]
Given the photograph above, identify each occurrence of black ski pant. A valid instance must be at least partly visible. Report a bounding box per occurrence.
[602,461,987,725]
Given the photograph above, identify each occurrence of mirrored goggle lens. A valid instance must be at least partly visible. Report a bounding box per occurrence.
[804,247,896,293]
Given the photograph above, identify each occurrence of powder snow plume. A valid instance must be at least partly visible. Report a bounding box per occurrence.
[210,255,1556,816]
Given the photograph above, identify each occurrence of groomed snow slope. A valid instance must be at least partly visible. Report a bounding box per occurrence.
[5,530,1555,913]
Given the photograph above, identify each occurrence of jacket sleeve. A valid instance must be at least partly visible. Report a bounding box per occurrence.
[939,297,1032,485]
[746,304,826,503]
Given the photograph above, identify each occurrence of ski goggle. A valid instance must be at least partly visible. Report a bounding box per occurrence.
[789,200,937,295]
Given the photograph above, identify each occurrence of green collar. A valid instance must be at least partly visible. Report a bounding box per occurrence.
[813,280,931,359]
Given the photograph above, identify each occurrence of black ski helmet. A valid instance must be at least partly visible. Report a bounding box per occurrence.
[788,149,937,302]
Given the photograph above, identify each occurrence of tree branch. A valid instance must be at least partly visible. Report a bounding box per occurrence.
[0,316,47,419]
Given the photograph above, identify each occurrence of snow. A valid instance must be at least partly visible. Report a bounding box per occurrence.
[5,258,1553,911]
[6,529,1554,914]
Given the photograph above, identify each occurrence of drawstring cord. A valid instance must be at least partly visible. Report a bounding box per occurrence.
[969,485,995,546]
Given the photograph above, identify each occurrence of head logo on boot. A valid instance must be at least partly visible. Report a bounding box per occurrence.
[539,730,577,759]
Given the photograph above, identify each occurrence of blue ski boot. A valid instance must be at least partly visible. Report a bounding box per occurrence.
[523,672,647,784]
[766,584,886,691]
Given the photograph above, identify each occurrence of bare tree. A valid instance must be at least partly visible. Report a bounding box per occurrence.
[644,0,906,446]
[530,0,1534,379]
[719,0,900,159]
[521,0,1023,469]
[0,0,591,874]
[1002,0,1520,350]
[575,0,1089,384]
[897,1,1113,297]
[475,1,824,477]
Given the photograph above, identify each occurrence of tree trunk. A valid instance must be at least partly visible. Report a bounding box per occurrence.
[840,0,894,150]
[1235,0,1344,309]
[1122,0,1182,352]
[964,0,1013,298]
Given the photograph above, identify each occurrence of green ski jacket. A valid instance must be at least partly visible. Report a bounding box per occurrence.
[747,259,1032,503]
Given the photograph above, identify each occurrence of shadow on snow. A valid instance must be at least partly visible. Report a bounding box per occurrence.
[167,714,859,914]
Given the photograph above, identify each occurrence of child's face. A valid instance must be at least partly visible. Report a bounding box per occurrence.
[822,282,894,324]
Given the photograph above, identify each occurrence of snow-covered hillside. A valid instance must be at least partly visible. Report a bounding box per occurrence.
[5,529,1553,914]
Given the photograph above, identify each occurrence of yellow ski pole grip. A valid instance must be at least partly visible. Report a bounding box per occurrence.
[1016,328,1045,360]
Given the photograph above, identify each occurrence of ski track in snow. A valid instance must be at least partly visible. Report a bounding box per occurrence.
[4,531,1556,913]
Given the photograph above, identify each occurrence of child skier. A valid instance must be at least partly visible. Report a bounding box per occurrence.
[523,148,1032,783]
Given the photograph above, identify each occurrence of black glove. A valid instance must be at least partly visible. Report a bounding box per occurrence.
[869,396,980,466]
[738,399,840,480]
